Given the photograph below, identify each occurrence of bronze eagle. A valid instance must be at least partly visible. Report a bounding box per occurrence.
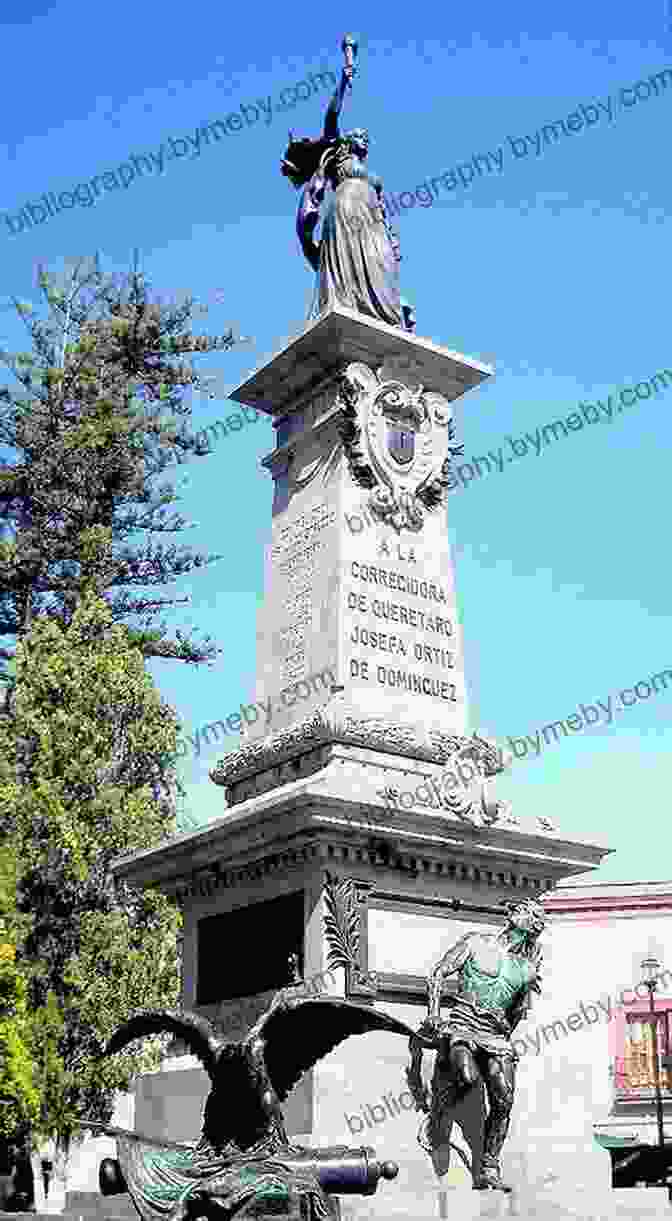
[100,989,418,1221]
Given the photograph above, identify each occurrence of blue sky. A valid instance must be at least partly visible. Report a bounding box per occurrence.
[1,0,671,883]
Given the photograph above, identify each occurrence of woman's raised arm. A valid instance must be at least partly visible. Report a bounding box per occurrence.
[323,65,353,141]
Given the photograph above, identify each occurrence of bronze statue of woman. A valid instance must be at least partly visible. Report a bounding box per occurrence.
[281,37,413,331]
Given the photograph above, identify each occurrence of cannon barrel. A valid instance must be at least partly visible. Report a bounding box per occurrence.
[99,1158,129,1196]
[100,1147,398,1199]
[271,1147,398,1196]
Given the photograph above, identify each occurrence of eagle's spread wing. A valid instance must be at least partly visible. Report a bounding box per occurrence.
[250,997,418,1103]
[104,1009,226,1080]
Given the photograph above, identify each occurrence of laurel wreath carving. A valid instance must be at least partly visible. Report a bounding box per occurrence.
[415,420,465,511]
[323,871,361,974]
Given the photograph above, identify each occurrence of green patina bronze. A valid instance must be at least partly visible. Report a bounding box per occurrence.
[459,943,535,1017]
[112,1132,308,1220]
[89,931,411,1220]
[407,898,547,1194]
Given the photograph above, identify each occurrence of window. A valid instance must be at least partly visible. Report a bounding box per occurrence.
[614,1007,672,1093]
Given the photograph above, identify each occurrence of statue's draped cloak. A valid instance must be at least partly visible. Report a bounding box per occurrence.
[315,162,401,327]
[115,1134,330,1221]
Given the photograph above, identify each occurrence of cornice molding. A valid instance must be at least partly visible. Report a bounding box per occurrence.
[111,780,605,901]
[165,833,560,905]
[543,892,672,919]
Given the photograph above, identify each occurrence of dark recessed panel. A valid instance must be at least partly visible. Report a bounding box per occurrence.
[197,890,305,1005]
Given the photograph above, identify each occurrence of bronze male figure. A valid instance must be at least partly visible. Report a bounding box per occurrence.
[408,898,546,1192]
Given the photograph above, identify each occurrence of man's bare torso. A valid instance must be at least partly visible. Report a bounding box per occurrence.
[441,933,538,1055]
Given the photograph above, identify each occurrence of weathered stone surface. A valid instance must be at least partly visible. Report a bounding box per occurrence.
[212,308,495,760]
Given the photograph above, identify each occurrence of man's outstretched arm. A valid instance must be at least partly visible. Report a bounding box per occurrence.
[426,933,474,1021]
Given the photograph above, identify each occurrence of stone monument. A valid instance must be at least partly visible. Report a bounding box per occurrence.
[109,35,610,1221]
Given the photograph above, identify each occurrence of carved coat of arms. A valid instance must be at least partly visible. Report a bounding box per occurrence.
[337,362,464,533]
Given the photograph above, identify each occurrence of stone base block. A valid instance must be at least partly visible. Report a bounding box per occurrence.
[63,1188,137,1220]
[508,1184,672,1219]
[0,1215,56,1220]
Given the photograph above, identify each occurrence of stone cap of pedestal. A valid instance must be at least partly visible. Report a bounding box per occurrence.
[109,770,609,901]
[208,700,508,790]
[227,306,493,417]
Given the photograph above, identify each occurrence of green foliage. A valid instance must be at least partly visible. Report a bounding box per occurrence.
[2,589,184,1150]
[0,255,227,1152]
[0,952,41,1139]
[25,992,67,1145]
[13,590,183,878]
[0,253,246,679]
[0,844,41,1138]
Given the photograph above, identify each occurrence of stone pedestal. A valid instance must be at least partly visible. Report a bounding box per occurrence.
[111,308,611,1221]
[225,304,491,749]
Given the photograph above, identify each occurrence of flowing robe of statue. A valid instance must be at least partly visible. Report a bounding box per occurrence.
[292,66,403,328]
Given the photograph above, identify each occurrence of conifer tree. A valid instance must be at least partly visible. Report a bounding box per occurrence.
[0,253,247,678]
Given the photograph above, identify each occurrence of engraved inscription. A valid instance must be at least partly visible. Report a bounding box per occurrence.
[350,627,407,657]
[344,557,461,704]
[349,656,456,699]
[273,505,336,569]
[375,665,456,700]
[346,591,452,635]
[350,561,448,604]
[412,643,454,669]
[348,627,454,669]
[274,505,336,684]
[281,588,311,681]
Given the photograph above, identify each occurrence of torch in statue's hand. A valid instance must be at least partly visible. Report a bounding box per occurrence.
[341,33,358,90]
